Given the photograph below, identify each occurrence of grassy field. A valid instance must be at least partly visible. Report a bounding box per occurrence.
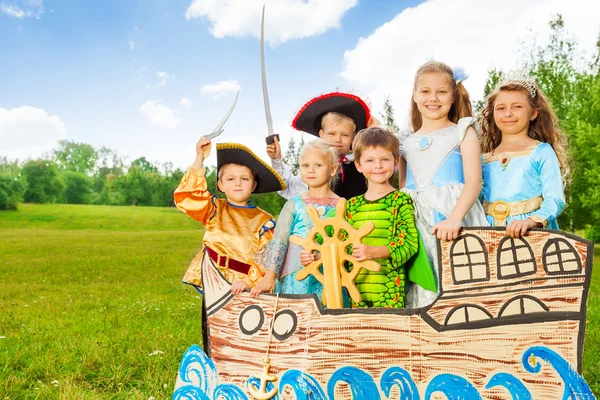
[0,204,598,398]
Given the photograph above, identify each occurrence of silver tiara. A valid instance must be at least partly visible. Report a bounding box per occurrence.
[497,70,537,97]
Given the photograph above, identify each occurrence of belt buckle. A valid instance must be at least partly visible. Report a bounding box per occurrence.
[216,254,230,268]
[492,200,510,220]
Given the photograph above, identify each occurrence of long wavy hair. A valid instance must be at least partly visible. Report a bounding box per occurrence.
[480,83,569,181]
[410,61,473,131]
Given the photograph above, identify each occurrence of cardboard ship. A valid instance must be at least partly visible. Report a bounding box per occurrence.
[173,225,595,400]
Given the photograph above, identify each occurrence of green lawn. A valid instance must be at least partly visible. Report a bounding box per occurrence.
[0,204,203,399]
[0,204,598,398]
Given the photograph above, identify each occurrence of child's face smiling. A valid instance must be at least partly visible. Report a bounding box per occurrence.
[217,164,257,206]
[413,72,454,122]
[299,149,336,189]
[355,146,397,186]
[319,119,355,157]
[493,90,538,138]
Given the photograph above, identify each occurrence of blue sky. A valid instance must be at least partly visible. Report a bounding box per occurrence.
[1,0,597,168]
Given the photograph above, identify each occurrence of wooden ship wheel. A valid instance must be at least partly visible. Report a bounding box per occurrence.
[290,199,381,308]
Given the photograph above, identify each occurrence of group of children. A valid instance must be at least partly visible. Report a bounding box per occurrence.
[174,61,567,309]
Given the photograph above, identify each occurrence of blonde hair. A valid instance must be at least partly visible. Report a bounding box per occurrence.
[480,82,569,182]
[410,61,473,131]
[321,112,357,133]
[299,139,340,187]
[352,127,400,163]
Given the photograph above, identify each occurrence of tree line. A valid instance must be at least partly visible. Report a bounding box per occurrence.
[0,140,293,217]
[1,16,599,240]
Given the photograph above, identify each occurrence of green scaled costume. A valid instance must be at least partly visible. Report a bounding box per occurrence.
[345,191,435,308]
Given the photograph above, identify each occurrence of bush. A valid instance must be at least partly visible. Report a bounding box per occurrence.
[584,225,600,243]
[22,160,65,203]
[0,173,26,210]
[62,171,93,204]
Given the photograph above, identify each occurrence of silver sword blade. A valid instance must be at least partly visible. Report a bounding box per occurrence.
[261,5,275,137]
[204,90,240,140]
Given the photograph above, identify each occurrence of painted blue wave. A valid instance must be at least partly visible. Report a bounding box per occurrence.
[177,345,217,395]
[328,366,381,400]
[522,346,595,399]
[279,369,327,400]
[486,372,531,400]
[172,345,596,400]
[172,386,211,400]
[380,367,420,400]
[213,384,248,400]
[424,374,482,400]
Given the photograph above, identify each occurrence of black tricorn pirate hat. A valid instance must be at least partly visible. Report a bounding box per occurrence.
[292,92,371,136]
[216,143,286,194]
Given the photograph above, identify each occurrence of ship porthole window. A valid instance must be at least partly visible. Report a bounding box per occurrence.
[445,304,493,325]
[542,238,582,275]
[239,305,264,336]
[272,309,297,341]
[496,237,536,279]
[450,234,489,284]
[498,295,549,317]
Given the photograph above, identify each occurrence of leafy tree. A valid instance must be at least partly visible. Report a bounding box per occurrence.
[53,140,98,174]
[283,135,304,175]
[93,147,126,203]
[0,158,26,210]
[117,165,152,206]
[380,95,400,132]
[131,157,158,173]
[21,160,65,203]
[61,171,93,204]
[252,192,287,217]
[474,69,503,114]
[98,173,124,206]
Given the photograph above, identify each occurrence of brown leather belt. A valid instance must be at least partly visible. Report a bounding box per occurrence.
[205,246,251,275]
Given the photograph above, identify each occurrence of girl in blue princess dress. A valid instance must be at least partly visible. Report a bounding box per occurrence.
[398,61,488,308]
[480,71,567,237]
[250,139,341,301]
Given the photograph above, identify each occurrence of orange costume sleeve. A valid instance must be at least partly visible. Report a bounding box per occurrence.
[173,167,215,225]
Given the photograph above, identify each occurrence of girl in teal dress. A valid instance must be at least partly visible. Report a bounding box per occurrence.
[480,71,568,237]
[250,139,341,301]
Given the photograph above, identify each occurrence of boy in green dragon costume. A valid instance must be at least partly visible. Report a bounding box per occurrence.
[346,127,436,308]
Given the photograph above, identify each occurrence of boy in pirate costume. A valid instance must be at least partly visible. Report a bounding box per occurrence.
[267,92,372,200]
[174,137,286,294]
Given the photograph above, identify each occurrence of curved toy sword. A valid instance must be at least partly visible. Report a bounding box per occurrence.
[261,5,279,145]
[204,89,240,140]
[202,90,239,157]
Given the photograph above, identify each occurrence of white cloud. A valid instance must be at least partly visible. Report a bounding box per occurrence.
[157,71,169,86]
[200,79,240,100]
[1,4,25,18]
[340,0,600,128]
[185,0,357,45]
[140,100,181,129]
[180,97,193,108]
[0,0,44,19]
[128,41,135,50]
[0,106,67,160]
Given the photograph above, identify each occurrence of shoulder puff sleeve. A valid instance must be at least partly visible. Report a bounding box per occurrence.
[173,167,216,226]
[530,143,566,227]
[396,128,412,156]
[255,199,295,274]
[271,158,308,199]
[456,117,479,144]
